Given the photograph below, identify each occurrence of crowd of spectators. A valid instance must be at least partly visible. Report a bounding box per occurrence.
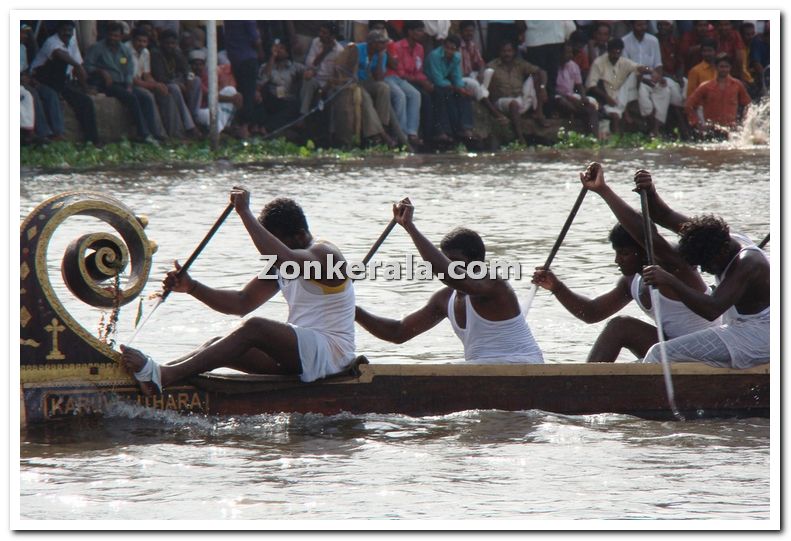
[20,19,770,150]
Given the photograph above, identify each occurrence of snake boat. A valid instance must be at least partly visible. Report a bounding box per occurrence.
[19,192,770,425]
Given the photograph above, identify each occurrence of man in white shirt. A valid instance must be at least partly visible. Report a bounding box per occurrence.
[622,21,684,135]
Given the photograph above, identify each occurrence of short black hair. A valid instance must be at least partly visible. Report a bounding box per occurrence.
[498,39,516,52]
[459,21,476,31]
[106,21,124,35]
[258,198,309,237]
[609,223,641,250]
[440,227,485,262]
[368,20,386,29]
[678,215,730,268]
[159,29,178,42]
[570,30,588,46]
[131,27,149,39]
[607,38,625,51]
[319,21,338,36]
[715,52,732,66]
[56,20,75,30]
[700,38,717,50]
[445,34,461,49]
[403,20,425,33]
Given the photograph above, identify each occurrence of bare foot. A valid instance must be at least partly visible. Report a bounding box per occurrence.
[120,345,160,396]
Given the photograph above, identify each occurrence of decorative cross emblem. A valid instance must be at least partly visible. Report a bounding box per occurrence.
[44,318,66,360]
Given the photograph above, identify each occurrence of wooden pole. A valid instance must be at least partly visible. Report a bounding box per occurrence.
[207,20,219,150]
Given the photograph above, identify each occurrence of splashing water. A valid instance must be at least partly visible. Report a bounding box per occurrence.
[728,97,770,147]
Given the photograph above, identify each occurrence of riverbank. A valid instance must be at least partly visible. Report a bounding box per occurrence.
[20,130,687,171]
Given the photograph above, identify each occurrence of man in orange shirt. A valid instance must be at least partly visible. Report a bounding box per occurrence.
[686,39,717,97]
[686,53,750,136]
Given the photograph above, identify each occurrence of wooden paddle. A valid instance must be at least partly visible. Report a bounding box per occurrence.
[522,186,588,316]
[362,218,397,267]
[127,202,235,345]
[639,190,683,420]
[758,233,769,249]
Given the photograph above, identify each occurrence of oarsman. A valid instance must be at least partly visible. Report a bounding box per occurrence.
[121,188,356,394]
[356,198,543,364]
[637,174,769,368]
[532,163,719,362]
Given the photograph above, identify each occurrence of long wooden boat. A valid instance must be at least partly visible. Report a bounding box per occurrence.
[19,193,770,424]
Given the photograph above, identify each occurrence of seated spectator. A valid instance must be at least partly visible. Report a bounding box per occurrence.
[678,20,714,75]
[395,21,435,143]
[685,53,750,136]
[127,28,171,140]
[84,21,162,144]
[622,21,684,136]
[370,20,422,146]
[188,49,241,134]
[31,20,99,145]
[740,21,769,98]
[587,22,611,68]
[569,30,590,81]
[20,24,57,143]
[150,29,201,139]
[585,38,653,135]
[555,42,598,137]
[459,21,494,102]
[301,22,344,116]
[686,39,717,97]
[424,34,474,143]
[356,29,397,147]
[253,39,304,134]
[486,40,549,144]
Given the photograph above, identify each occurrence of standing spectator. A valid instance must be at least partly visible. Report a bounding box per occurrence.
[586,38,653,135]
[21,24,57,143]
[656,21,683,81]
[686,53,750,135]
[686,39,718,97]
[740,21,769,98]
[395,21,435,143]
[422,20,451,54]
[301,22,344,116]
[555,42,599,137]
[487,40,548,144]
[356,30,396,147]
[622,21,683,136]
[523,20,574,105]
[679,20,714,74]
[254,40,304,133]
[424,34,474,143]
[370,21,422,146]
[223,20,265,139]
[714,21,749,82]
[484,20,519,62]
[459,21,494,102]
[84,21,162,144]
[150,29,200,139]
[31,20,99,145]
[587,22,611,67]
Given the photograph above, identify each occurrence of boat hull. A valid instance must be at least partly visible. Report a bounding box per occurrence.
[21,362,769,423]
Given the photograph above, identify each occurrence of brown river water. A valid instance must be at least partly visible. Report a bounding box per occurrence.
[18,142,773,523]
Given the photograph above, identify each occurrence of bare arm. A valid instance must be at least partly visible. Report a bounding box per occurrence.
[355,289,448,344]
[632,170,692,233]
[164,263,279,316]
[533,268,632,323]
[395,198,498,296]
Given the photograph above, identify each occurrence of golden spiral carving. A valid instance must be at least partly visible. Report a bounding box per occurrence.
[20,191,157,365]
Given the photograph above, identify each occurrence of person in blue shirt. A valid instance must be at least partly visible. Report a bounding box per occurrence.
[356,30,396,147]
[424,34,474,143]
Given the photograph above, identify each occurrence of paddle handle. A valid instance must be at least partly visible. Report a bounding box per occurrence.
[161,202,235,302]
[639,190,657,266]
[362,218,397,266]
[541,187,588,269]
[758,233,769,249]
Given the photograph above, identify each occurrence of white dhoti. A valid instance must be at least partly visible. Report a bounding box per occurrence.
[602,72,639,118]
[496,75,538,114]
[637,76,685,124]
[644,308,769,369]
[290,325,356,383]
[196,86,238,133]
[556,92,599,109]
[463,68,494,101]
[21,87,35,130]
